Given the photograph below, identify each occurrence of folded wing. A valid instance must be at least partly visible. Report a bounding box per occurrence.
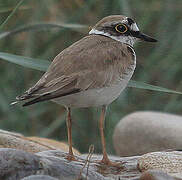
[16,35,133,106]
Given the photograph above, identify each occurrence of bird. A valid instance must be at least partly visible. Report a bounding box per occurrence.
[12,15,157,166]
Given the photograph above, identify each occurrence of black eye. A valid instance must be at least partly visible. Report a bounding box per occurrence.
[115,24,128,33]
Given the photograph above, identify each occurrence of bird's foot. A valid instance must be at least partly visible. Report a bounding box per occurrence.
[95,157,124,175]
[99,157,123,168]
[65,153,77,161]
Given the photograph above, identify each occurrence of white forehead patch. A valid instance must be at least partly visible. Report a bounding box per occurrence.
[130,23,139,31]
[122,17,139,32]
[121,17,128,24]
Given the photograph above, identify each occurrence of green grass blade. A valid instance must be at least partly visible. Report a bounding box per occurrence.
[0,5,31,13]
[128,80,182,95]
[0,22,88,39]
[0,52,49,71]
[0,0,24,31]
[0,52,181,95]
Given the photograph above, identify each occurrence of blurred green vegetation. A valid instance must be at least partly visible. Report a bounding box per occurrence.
[0,0,182,155]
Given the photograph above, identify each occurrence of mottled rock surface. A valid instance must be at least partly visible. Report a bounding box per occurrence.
[138,151,182,179]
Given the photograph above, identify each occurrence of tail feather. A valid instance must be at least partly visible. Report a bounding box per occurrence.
[23,88,80,107]
[23,95,49,107]
[16,92,34,101]
[10,91,40,107]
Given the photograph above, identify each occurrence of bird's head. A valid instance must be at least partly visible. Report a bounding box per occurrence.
[89,15,157,46]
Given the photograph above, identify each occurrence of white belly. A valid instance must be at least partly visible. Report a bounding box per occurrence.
[53,78,131,108]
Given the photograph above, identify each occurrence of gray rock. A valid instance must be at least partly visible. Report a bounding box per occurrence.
[21,175,58,180]
[0,148,41,180]
[36,150,108,180]
[0,148,108,180]
[2,147,182,180]
[113,111,182,156]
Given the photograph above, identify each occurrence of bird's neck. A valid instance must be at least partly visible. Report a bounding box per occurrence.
[89,28,136,47]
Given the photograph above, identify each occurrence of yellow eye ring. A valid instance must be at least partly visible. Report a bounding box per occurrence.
[115,24,128,33]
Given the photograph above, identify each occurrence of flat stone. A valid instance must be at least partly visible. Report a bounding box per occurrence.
[21,175,58,180]
[113,111,182,156]
[1,148,182,180]
[0,129,79,154]
[0,148,110,180]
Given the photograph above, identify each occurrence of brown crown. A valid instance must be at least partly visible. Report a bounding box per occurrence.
[93,15,127,29]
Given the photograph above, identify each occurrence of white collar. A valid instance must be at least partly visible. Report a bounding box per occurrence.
[89,28,136,47]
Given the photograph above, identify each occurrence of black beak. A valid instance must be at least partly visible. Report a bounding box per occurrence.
[131,31,157,42]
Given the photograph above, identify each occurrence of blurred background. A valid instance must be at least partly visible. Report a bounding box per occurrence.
[0,0,182,155]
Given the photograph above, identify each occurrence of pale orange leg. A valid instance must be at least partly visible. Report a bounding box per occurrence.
[99,105,111,164]
[66,107,76,161]
[99,105,120,166]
